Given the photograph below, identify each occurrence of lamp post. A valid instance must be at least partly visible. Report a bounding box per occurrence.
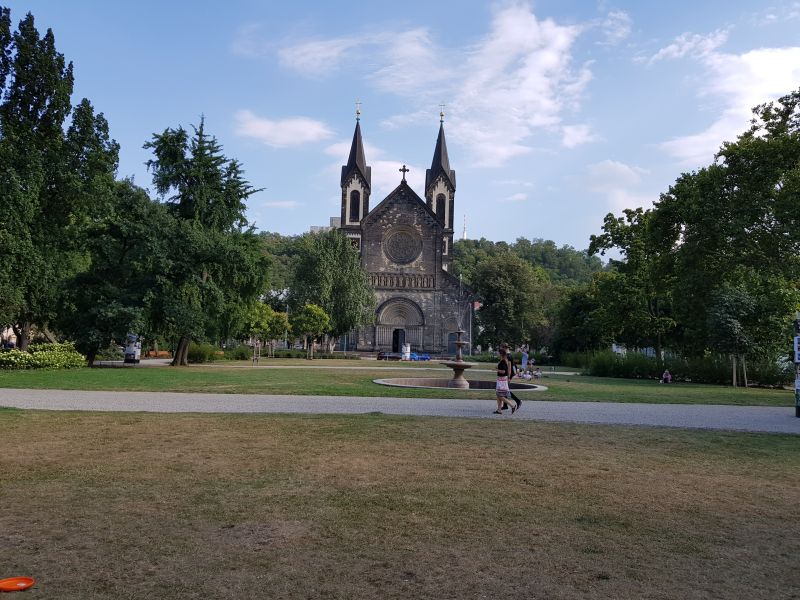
[793,311,800,418]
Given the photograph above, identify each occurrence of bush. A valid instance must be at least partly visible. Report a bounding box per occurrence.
[582,350,793,387]
[560,351,593,369]
[314,352,361,360]
[587,350,617,377]
[273,349,308,359]
[187,343,219,364]
[96,345,124,360]
[471,352,499,363]
[224,345,252,360]
[0,342,85,370]
[747,356,794,387]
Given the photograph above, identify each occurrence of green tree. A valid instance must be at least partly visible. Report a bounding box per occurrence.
[291,230,374,345]
[0,10,118,349]
[57,181,172,365]
[472,252,550,348]
[259,232,301,305]
[144,119,268,365]
[245,302,289,357]
[589,208,676,358]
[587,89,800,374]
[290,304,330,359]
[265,310,290,357]
[552,282,612,355]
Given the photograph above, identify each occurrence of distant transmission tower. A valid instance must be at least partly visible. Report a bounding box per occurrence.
[462,214,467,240]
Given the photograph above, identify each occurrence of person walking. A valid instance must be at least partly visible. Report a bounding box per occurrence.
[499,345,522,412]
[493,348,517,414]
[521,348,529,372]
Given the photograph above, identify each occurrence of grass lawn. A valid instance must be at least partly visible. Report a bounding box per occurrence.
[0,362,793,406]
[0,410,796,599]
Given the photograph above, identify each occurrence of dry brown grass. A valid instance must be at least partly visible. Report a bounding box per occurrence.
[1,410,798,599]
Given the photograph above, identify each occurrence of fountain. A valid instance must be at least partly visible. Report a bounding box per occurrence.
[439,328,475,388]
[372,330,544,393]
[372,283,544,392]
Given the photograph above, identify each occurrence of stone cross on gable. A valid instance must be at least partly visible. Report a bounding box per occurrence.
[399,164,410,181]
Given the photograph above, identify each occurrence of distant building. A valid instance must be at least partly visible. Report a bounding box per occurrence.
[334,112,471,355]
[309,217,341,234]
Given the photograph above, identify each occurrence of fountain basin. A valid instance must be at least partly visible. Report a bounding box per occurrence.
[373,378,547,391]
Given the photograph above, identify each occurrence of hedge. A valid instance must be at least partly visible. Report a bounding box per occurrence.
[0,342,86,370]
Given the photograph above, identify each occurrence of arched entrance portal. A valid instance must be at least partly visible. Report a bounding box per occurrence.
[375,298,425,351]
[392,329,405,353]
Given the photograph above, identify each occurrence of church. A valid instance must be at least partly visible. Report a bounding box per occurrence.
[335,111,472,355]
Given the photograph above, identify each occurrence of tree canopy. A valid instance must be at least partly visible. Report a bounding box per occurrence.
[290,229,375,339]
[581,88,800,380]
[144,119,269,365]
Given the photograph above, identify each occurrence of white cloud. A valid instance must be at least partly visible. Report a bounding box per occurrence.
[368,29,447,94]
[234,110,334,148]
[585,160,652,213]
[600,10,632,45]
[646,29,728,64]
[652,40,800,165]
[272,3,592,168]
[586,159,646,191]
[275,27,445,86]
[231,24,271,58]
[751,2,800,25]
[449,4,588,167]
[278,37,362,77]
[561,123,597,148]
[503,192,529,202]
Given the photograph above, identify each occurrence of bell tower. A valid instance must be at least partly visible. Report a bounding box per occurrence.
[340,104,371,250]
[425,109,456,269]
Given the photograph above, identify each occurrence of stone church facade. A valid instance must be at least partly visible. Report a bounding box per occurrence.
[336,114,471,355]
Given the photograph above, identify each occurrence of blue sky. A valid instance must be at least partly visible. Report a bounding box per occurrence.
[7,1,800,250]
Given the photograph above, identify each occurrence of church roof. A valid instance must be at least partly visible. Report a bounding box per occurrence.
[363,179,442,229]
[425,122,456,193]
[341,120,371,190]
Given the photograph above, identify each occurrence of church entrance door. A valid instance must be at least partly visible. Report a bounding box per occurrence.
[392,329,405,353]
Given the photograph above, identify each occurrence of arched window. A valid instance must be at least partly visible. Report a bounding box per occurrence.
[436,194,446,226]
[350,190,361,222]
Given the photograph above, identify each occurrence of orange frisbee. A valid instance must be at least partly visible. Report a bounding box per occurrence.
[0,577,35,592]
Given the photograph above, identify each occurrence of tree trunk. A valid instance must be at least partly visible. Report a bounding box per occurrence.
[732,354,737,388]
[742,355,748,388]
[13,322,31,351]
[180,339,190,365]
[172,337,188,366]
[86,350,97,367]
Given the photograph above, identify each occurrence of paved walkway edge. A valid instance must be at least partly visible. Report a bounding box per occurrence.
[1,388,798,434]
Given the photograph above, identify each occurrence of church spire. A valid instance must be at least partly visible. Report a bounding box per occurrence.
[341,116,371,190]
[340,110,371,236]
[425,118,455,193]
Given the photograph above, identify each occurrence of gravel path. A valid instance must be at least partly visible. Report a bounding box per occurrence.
[1,388,797,434]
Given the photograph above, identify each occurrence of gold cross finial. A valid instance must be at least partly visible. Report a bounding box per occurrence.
[355,100,362,121]
[399,164,410,181]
